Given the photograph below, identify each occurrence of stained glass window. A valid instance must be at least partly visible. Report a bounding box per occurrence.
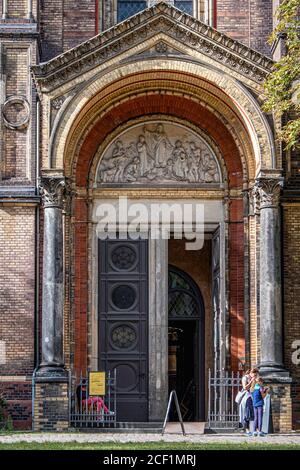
[117,0,147,22]
[174,1,193,16]
[168,266,203,319]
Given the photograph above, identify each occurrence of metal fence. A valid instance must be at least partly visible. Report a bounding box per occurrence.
[69,370,117,428]
[208,369,242,430]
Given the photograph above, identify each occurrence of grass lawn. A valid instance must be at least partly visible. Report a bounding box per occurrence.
[0,441,300,450]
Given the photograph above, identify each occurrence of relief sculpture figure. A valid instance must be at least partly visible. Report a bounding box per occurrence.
[143,123,173,168]
[97,122,220,185]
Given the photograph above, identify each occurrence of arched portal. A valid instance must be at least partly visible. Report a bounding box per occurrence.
[32,3,289,432]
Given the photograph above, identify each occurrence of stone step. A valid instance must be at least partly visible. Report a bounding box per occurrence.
[164,422,205,435]
[116,422,162,429]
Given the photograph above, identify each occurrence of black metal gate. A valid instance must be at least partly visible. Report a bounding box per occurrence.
[208,369,242,430]
[70,371,117,428]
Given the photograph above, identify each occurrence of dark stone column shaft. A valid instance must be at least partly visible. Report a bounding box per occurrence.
[41,205,64,367]
[255,177,287,377]
[37,176,68,376]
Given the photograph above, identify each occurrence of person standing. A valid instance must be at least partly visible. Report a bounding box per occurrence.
[251,377,270,436]
[239,368,255,436]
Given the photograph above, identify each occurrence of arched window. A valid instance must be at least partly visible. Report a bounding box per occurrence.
[168,265,204,319]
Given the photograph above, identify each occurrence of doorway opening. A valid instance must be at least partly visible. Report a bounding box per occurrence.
[168,265,205,421]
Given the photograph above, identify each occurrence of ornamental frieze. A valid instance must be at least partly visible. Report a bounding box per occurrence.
[96,121,221,186]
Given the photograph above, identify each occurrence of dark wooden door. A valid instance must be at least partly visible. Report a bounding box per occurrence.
[98,237,148,422]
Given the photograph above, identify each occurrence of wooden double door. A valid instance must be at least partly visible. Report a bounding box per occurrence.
[98,237,148,422]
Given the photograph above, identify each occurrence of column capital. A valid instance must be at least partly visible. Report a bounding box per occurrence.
[39,176,71,209]
[254,177,283,210]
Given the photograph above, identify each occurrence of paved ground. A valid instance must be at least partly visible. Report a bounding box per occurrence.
[0,432,300,445]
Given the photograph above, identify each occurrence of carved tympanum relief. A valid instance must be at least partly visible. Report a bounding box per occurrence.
[96,122,221,185]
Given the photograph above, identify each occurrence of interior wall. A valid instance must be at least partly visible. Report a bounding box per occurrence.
[168,237,213,416]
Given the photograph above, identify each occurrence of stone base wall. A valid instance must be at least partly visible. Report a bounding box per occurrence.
[270,382,292,433]
[33,381,69,431]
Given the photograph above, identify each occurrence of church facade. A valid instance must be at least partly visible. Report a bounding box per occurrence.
[0,0,299,432]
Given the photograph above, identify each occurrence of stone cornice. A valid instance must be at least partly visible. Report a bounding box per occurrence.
[31,3,274,94]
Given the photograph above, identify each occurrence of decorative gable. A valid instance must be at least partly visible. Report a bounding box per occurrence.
[32,2,273,94]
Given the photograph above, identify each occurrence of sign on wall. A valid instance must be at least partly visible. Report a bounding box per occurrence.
[89,371,106,396]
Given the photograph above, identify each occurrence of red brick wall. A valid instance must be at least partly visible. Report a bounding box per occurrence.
[40,1,96,61]
[217,0,273,56]
[73,198,89,378]
[228,198,245,371]
[74,93,243,188]
[1,381,32,430]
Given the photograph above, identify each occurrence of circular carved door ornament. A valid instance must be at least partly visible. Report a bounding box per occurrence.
[110,245,137,271]
[2,95,30,130]
[111,325,137,349]
[111,284,136,310]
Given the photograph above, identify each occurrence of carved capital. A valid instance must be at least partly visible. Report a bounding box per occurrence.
[254,178,283,210]
[39,176,71,209]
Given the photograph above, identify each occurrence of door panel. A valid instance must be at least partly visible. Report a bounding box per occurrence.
[98,238,148,422]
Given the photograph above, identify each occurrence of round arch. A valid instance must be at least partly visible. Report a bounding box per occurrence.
[168,264,205,320]
[46,59,276,180]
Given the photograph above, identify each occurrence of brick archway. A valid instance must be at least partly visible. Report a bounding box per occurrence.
[71,92,245,377]
[74,93,243,188]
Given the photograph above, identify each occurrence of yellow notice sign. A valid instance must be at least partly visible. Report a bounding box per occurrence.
[89,371,106,396]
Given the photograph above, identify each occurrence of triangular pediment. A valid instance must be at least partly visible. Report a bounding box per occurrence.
[32,2,273,94]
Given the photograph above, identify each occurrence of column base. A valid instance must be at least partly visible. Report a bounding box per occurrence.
[35,365,69,382]
[259,362,290,380]
[266,380,292,433]
[33,369,69,431]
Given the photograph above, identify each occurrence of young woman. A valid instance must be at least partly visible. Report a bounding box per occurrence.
[251,377,270,436]
[239,368,256,435]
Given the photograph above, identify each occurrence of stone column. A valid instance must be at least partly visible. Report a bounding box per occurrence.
[37,176,69,378]
[255,177,287,377]
[148,237,168,421]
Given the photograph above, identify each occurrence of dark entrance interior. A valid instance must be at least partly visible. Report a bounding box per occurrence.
[168,265,205,421]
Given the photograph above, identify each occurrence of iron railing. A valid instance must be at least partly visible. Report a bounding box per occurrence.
[208,369,242,430]
[69,370,117,428]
